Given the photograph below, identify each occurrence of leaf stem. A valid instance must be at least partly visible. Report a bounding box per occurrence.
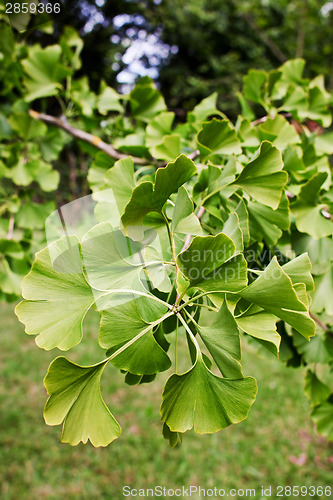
[92,288,173,310]
[188,302,218,312]
[182,308,200,328]
[309,312,329,332]
[177,291,213,311]
[198,183,233,208]
[175,285,190,305]
[175,317,179,374]
[162,212,177,262]
[176,312,202,358]
[105,311,174,363]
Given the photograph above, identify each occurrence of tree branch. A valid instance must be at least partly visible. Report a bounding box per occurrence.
[29,110,149,165]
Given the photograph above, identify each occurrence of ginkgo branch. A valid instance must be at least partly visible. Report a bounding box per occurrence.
[29,110,149,165]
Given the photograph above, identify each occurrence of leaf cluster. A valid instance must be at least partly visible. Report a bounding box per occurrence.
[0,22,332,445]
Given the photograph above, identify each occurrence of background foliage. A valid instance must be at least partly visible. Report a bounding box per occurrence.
[11,0,333,115]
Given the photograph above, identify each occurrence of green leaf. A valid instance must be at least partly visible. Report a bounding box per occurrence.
[88,152,114,191]
[311,400,333,440]
[314,132,333,156]
[237,117,260,148]
[144,245,172,292]
[177,233,247,293]
[282,253,314,292]
[236,92,255,121]
[193,160,236,206]
[130,78,166,122]
[35,161,60,192]
[39,128,69,162]
[293,203,333,239]
[279,59,305,85]
[222,213,243,252]
[81,223,147,301]
[6,1,40,32]
[311,267,333,316]
[197,118,242,157]
[162,422,182,448]
[247,194,290,246]
[188,93,222,123]
[232,141,288,209]
[0,258,23,295]
[235,199,250,247]
[100,297,171,374]
[59,26,83,69]
[171,186,203,236]
[239,257,315,339]
[292,235,333,275]
[198,301,242,378]
[291,173,333,239]
[293,330,333,364]
[44,357,121,447]
[281,85,308,116]
[296,172,328,205]
[282,145,305,182]
[8,104,47,140]
[243,70,267,107]
[0,112,13,141]
[236,305,280,356]
[114,132,148,157]
[145,111,175,147]
[305,370,331,407]
[22,45,71,101]
[150,134,181,161]
[122,155,197,235]
[258,115,300,150]
[305,87,332,127]
[99,157,135,215]
[16,201,55,230]
[9,157,37,186]
[71,77,96,116]
[15,236,95,350]
[0,240,24,260]
[97,82,123,114]
[160,357,257,433]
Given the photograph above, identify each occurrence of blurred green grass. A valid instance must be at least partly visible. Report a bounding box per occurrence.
[0,303,332,500]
